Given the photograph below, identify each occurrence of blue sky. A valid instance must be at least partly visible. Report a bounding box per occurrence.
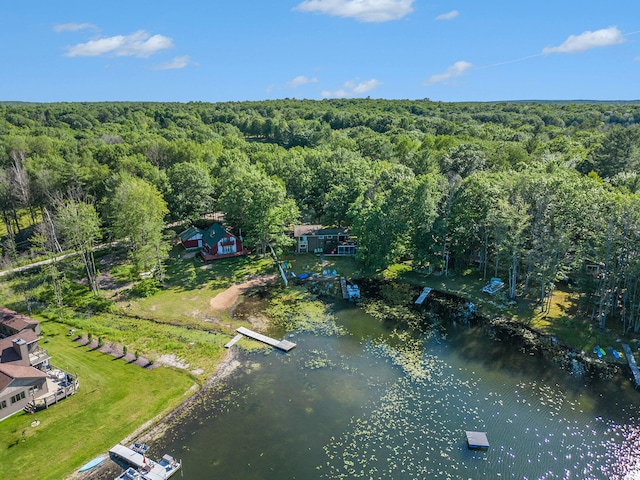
[1,1,639,102]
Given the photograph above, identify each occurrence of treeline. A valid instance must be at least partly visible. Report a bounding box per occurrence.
[1,99,640,331]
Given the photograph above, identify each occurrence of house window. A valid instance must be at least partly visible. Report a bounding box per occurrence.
[10,391,25,404]
[318,235,324,240]
[220,244,235,254]
[0,400,6,409]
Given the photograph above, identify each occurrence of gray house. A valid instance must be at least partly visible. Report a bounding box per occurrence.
[293,225,357,255]
[0,308,56,421]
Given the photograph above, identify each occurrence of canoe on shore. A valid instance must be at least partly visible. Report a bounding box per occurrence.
[78,456,106,472]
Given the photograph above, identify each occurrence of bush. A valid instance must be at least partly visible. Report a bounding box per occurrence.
[130,279,162,298]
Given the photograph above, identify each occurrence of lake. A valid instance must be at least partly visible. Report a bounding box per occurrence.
[159,302,640,479]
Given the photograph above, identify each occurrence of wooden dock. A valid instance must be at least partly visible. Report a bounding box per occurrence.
[340,276,348,299]
[622,344,640,388]
[224,334,243,349]
[415,287,432,305]
[236,326,296,352]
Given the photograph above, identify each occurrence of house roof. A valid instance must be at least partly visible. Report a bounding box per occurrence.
[316,227,349,236]
[0,306,39,334]
[0,363,46,391]
[0,330,38,365]
[293,225,322,237]
[178,226,204,242]
[293,225,349,237]
[202,223,236,248]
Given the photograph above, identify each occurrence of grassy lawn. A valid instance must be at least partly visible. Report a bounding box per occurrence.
[0,321,195,480]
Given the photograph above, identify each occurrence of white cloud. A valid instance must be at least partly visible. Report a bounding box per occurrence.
[294,0,414,23]
[425,60,472,85]
[65,30,173,58]
[435,10,458,21]
[542,26,625,54]
[53,23,97,33]
[321,78,382,98]
[287,75,319,87]
[154,55,192,70]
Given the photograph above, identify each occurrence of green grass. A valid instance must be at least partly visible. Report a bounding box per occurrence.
[280,253,362,280]
[0,208,41,239]
[123,254,275,325]
[0,321,195,480]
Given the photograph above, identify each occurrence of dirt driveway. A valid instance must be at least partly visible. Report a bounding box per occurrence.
[209,274,277,311]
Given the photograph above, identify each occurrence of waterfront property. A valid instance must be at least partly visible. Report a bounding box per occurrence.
[293,225,357,255]
[178,223,248,261]
[0,307,79,420]
[110,443,181,480]
[0,307,78,421]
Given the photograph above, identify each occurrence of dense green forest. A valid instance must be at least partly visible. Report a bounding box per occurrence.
[1,99,640,332]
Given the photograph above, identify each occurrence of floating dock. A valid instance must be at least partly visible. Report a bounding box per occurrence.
[236,326,296,352]
[109,444,181,480]
[415,287,432,305]
[466,431,489,450]
[622,344,640,388]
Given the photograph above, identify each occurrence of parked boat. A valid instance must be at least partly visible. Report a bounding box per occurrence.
[110,443,181,480]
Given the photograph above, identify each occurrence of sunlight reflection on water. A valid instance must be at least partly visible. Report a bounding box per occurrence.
[161,305,640,480]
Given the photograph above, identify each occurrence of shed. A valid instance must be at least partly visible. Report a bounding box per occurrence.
[178,226,204,250]
[465,431,489,450]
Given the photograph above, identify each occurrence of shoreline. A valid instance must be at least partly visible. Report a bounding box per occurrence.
[68,274,274,479]
[69,275,634,478]
[68,348,242,480]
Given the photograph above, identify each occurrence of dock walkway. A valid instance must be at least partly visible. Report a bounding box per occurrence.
[236,326,296,352]
[415,287,432,305]
[224,334,243,349]
[340,277,348,299]
[622,344,640,388]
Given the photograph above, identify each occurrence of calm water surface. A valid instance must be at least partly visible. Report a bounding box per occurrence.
[161,304,640,479]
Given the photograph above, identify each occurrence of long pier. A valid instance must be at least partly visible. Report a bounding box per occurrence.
[236,326,296,352]
[622,344,640,388]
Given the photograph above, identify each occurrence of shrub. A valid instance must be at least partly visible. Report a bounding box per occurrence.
[130,279,162,298]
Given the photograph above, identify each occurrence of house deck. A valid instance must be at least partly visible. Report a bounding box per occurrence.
[200,250,248,262]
